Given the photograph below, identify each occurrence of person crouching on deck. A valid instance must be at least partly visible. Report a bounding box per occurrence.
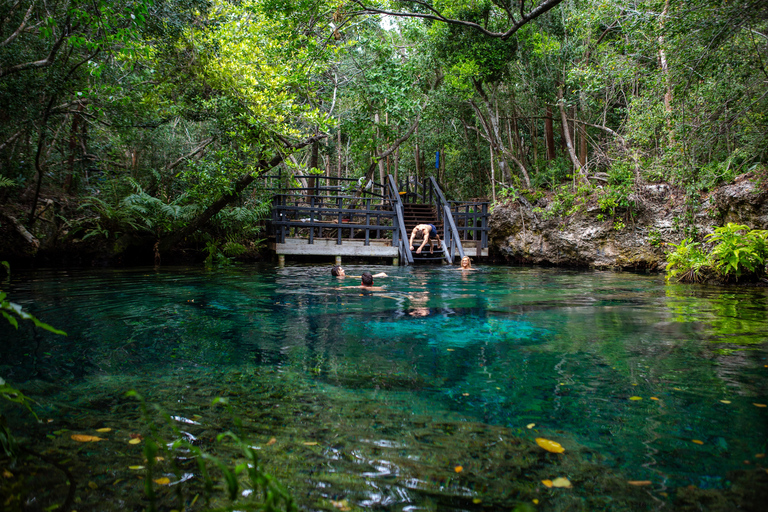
[409,223,441,254]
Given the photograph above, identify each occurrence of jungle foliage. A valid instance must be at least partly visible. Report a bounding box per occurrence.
[1,0,766,263]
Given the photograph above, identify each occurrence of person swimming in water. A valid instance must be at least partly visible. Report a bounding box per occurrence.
[457,256,475,270]
[331,265,387,278]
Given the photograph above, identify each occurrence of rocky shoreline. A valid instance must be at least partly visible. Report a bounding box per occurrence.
[489,173,768,270]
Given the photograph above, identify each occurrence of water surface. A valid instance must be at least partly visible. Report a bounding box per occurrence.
[2,265,767,510]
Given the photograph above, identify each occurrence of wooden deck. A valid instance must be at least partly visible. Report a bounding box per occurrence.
[266,174,489,265]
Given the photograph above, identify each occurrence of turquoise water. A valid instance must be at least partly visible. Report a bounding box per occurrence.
[2,265,767,510]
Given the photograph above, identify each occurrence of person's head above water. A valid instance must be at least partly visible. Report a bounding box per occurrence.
[361,272,373,287]
[331,265,345,277]
[460,256,472,269]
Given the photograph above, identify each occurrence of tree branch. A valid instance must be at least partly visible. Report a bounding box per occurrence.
[350,0,564,40]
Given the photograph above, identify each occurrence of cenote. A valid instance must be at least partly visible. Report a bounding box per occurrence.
[2,264,767,511]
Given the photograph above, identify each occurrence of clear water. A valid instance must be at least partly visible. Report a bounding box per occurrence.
[2,264,767,511]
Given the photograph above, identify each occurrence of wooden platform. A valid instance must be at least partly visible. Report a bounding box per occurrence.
[272,238,399,257]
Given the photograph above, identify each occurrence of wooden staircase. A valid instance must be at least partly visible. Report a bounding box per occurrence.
[402,203,444,262]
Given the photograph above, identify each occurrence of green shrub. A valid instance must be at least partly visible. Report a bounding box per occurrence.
[706,223,768,280]
[665,239,712,283]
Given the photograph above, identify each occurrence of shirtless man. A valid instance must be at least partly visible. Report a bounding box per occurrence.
[409,223,441,254]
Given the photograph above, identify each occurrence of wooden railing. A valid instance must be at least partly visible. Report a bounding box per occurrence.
[387,175,414,265]
[270,176,399,247]
[449,201,490,250]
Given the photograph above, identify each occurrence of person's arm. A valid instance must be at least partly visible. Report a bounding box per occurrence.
[373,272,388,278]
[409,228,417,250]
[417,234,429,253]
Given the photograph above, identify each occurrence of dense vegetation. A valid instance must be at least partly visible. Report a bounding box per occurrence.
[1,0,766,265]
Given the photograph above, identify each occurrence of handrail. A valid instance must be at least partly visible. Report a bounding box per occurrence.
[387,175,413,265]
[428,177,465,264]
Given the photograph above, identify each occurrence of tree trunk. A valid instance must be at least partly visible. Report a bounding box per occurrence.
[557,86,584,179]
[545,105,556,160]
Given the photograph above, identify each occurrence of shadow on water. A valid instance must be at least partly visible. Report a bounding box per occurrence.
[1,264,768,511]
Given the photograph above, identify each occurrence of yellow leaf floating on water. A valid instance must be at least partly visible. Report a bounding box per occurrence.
[527,423,536,429]
[629,396,642,401]
[720,400,731,404]
[552,477,572,488]
[154,477,171,485]
[330,499,351,511]
[692,440,704,445]
[650,397,659,401]
[71,434,103,442]
[533,499,539,504]
[472,498,482,504]
[454,466,463,473]
[535,438,565,453]
[755,454,765,458]
[3,470,13,478]
[303,442,318,446]
[96,428,111,433]
[266,437,277,446]
[129,465,144,470]
[628,480,652,486]
[88,481,98,490]
[129,438,142,445]
[753,403,767,408]
[541,479,553,488]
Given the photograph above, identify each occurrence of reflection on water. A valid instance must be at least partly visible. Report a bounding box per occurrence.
[1,264,767,510]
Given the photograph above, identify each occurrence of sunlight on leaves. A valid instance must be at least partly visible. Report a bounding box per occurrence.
[536,438,565,453]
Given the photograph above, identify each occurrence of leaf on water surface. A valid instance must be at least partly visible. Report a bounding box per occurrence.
[454,465,463,473]
[536,438,565,453]
[129,438,142,445]
[303,441,318,446]
[629,396,642,401]
[542,479,553,488]
[266,437,277,446]
[692,440,704,445]
[154,477,171,485]
[628,480,652,486]
[527,423,535,429]
[3,470,13,478]
[129,465,144,470]
[650,397,659,401]
[755,454,765,458]
[753,403,766,408]
[462,393,469,396]
[96,428,111,433]
[472,498,482,504]
[88,481,98,489]
[552,477,572,488]
[533,499,539,504]
[446,348,454,351]
[71,434,103,442]
[330,499,351,511]
[720,400,731,404]
[129,433,143,439]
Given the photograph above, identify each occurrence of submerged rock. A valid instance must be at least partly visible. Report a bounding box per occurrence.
[489,173,768,270]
